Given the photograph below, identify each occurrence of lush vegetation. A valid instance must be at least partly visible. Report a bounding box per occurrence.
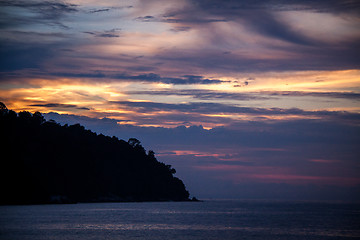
[0,102,191,204]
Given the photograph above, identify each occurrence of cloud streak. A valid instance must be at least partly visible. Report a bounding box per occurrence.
[127,89,360,101]
[83,29,121,38]
[110,100,358,116]
[107,100,360,127]
[51,72,227,85]
[0,0,77,29]
[134,0,360,72]
[30,103,90,110]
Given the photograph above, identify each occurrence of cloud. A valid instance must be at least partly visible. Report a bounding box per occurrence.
[127,89,360,101]
[1,30,67,39]
[83,29,121,38]
[135,15,227,23]
[51,72,226,85]
[0,0,77,29]
[30,103,90,110]
[0,42,56,72]
[127,89,268,101]
[240,10,317,46]
[139,0,316,45]
[138,0,360,15]
[169,26,192,32]
[135,0,360,72]
[105,100,360,128]
[0,0,77,12]
[135,15,156,22]
[155,43,360,72]
[262,91,360,100]
[89,8,110,14]
[88,5,133,14]
[110,101,261,114]
[1,0,359,78]
[184,0,360,15]
[110,100,359,118]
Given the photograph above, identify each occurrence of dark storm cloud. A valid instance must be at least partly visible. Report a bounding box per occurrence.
[30,103,90,110]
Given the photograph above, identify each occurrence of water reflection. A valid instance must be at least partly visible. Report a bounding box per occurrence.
[0,201,359,240]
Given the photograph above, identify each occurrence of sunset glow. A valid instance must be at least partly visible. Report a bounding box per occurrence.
[1,0,359,200]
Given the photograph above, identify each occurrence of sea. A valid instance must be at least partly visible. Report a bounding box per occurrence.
[0,200,359,240]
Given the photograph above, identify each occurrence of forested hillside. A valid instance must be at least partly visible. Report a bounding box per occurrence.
[0,102,191,204]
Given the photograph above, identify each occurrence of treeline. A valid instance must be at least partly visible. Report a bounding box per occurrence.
[0,102,191,204]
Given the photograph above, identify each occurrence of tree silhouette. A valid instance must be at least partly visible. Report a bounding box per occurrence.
[0,102,7,112]
[0,102,191,204]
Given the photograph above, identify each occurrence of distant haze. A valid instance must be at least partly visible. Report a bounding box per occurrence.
[45,112,360,201]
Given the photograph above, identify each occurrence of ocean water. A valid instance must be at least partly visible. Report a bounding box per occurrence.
[0,200,359,240]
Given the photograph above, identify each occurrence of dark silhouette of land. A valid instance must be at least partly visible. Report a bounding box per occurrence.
[0,102,194,204]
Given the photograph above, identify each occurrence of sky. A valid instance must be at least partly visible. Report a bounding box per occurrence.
[1,0,360,201]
